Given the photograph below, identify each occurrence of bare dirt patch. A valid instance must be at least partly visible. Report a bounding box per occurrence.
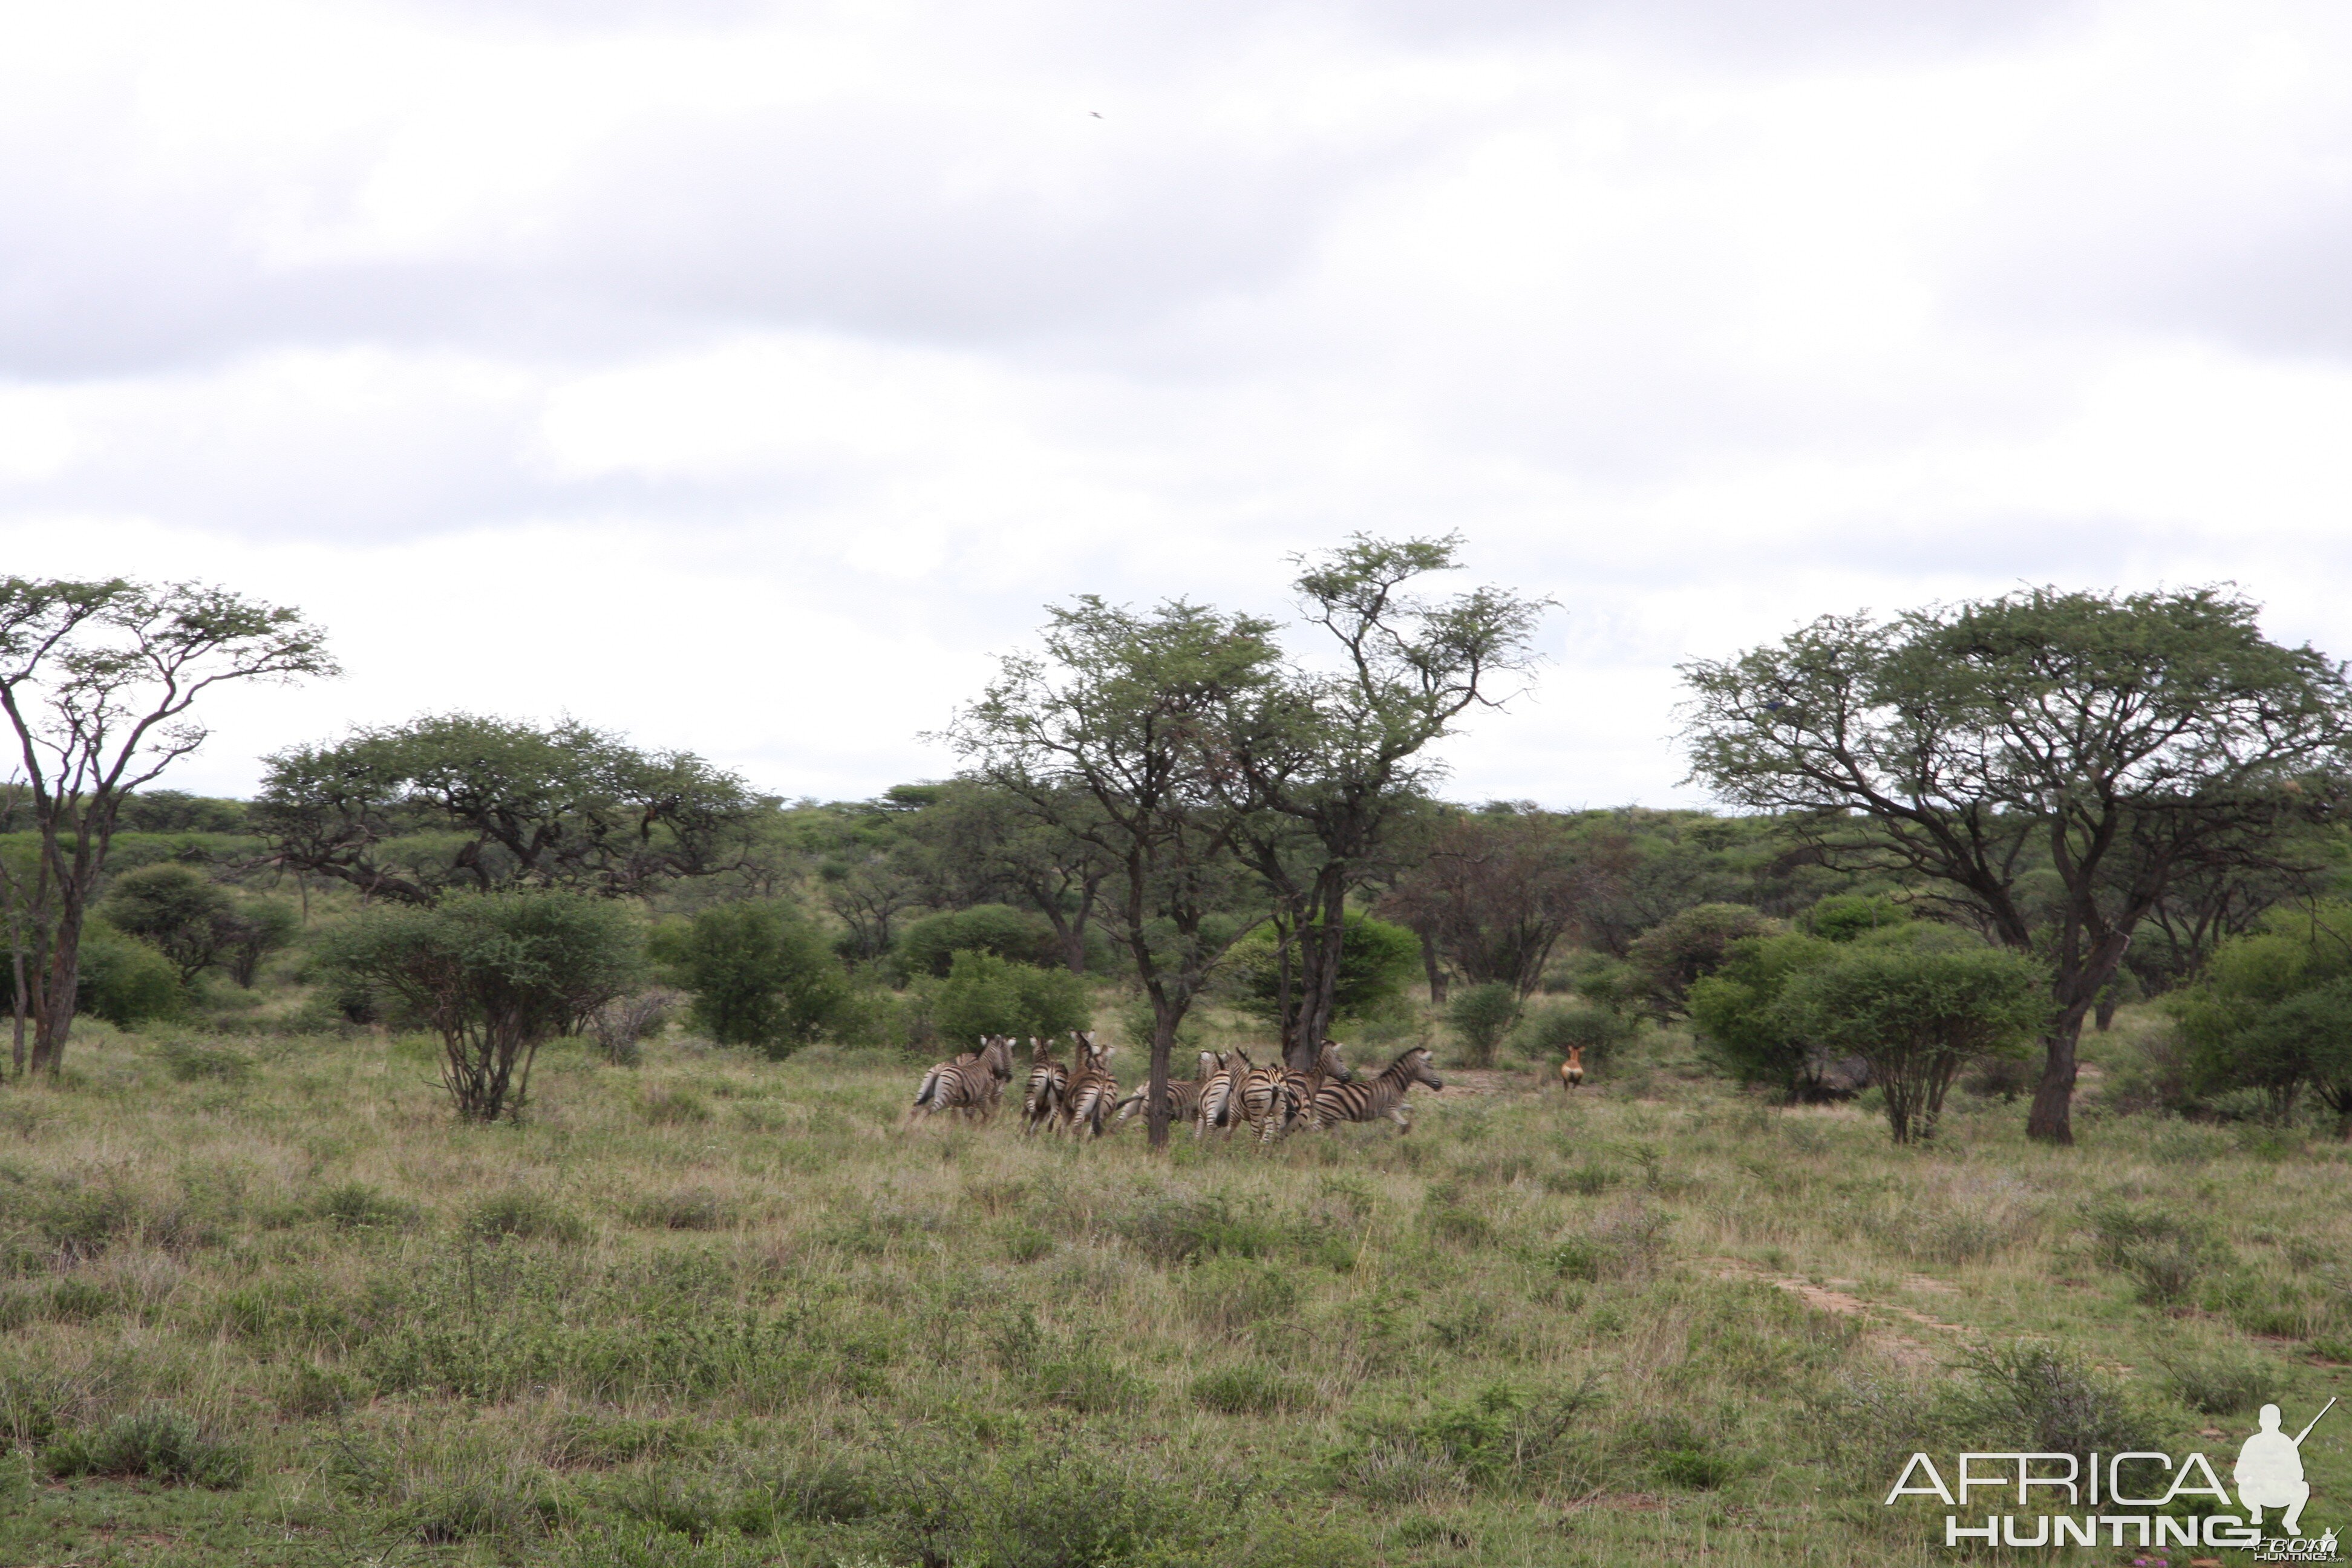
[1714,1259,1972,1367]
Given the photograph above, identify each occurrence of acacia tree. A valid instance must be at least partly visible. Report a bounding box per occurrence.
[941,598,1278,1148]
[252,713,759,904]
[321,889,641,1122]
[1221,537,1550,1067]
[898,779,1114,975]
[0,578,334,1076]
[1681,587,2352,1144]
[1380,806,1629,999]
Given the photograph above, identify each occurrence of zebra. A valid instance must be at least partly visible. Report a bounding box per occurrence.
[1021,1036,1068,1135]
[907,1033,1014,1123]
[1304,1045,1445,1134]
[1112,1050,1220,1128]
[1558,1044,1584,1092]
[1191,1050,1241,1139]
[1237,1042,1348,1148]
[1060,1033,1119,1138]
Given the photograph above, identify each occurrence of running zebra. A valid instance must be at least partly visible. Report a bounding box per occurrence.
[907,1033,1014,1123]
[1112,1050,1220,1128]
[1304,1045,1445,1134]
[1060,1033,1119,1138]
[1021,1036,1068,1135]
[1195,1049,1245,1139]
[1238,1041,1348,1148]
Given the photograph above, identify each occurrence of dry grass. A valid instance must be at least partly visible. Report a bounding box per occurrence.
[0,1009,2347,1564]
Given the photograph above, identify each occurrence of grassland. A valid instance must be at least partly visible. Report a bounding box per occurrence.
[2,1010,2348,1567]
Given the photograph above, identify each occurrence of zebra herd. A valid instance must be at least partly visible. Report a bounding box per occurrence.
[906,1031,1446,1145]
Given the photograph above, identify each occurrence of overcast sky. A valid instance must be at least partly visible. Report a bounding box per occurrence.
[5,0,2350,807]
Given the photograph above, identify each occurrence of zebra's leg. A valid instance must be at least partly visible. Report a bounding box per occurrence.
[1388,1105,1413,1134]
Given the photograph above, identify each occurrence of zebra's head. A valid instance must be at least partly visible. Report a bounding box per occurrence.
[984,1034,1015,1079]
[1396,1046,1443,1091]
[1198,1050,1220,1079]
[1315,1040,1354,1082]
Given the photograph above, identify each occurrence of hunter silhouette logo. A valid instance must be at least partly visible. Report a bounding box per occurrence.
[2237,1398,2332,1537]
[1884,1392,2341,1555]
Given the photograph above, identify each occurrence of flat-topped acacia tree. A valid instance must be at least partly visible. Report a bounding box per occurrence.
[0,578,335,1076]
[1680,586,2352,1144]
[941,598,1279,1148]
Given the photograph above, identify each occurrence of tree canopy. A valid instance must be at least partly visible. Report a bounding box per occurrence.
[252,714,762,904]
[1681,586,2352,1143]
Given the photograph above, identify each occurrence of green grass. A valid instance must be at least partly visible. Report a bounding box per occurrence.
[1,1010,2348,1564]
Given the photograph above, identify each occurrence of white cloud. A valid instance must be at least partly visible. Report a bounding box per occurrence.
[3,0,2350,807]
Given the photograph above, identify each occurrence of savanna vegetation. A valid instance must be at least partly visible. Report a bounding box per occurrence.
[7,558,2352,1565]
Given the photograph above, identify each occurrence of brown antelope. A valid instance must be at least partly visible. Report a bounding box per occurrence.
[1559,1045,1585,1092]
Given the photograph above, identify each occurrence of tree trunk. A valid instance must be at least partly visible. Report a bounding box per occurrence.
[29,902,83,1076]
[2025,1016,2084,1144]
[1144,993,1176,1149]
[1419,928,1448,1005]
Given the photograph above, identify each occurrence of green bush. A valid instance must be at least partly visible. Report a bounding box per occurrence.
[1625,903,1775,1014]
[1230,915,1420,1027]
[1446,982,1518,1068]
[1779,939,2047,1143]
[928,948,1089,1047]
[1687,932,1838,1096]
[1803,893,1910,942]
[659,901,850,1056]
[44,1405,246,1488]
[1192,1364,1317,1415]
[896,903,1062,977]
[1515,1002,1636,1068]
[69,920,184,1028]
[319,889,643,1120]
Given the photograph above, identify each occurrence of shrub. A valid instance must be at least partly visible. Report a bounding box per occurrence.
[1952,1341,2153,1457]
[1229,915,1420,1028]
[1191,1365,1316,1416]
[315,1181,419,1231]
[1024,1348,1148,1414]
[1687,932,1837,1096]
[1117,1195,1285,1266]
[928,948,1091,1047]
[97,863,238,982]
[897,903,1062,977]
[65,920,183,1028]
[627,1189,729,1231]
[44,1405,246,1488]
[1778,941,2047,1143]
[1803,893,1910,943]
[1446,983,1518,1068]
[152,1037,253,1084]
[2155,1339,2279,1415]
[1625,903,1774,1014]
[589,990,680,1067]
[1180,1257,1302,1337]
[2085,1201,2233,1306]
[1516,1001,1636,1070]
[319,889,643,1120]
[659,903,849,1056]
